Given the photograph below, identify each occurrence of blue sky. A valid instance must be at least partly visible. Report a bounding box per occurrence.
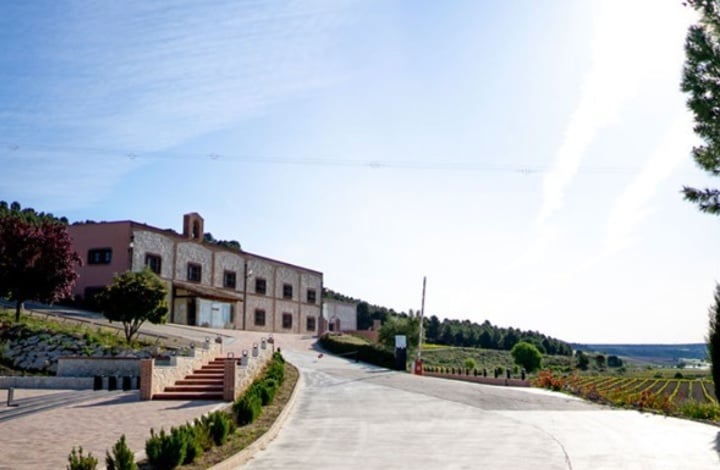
[2,1,719,343]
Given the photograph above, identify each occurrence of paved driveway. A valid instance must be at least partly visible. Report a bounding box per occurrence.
[242,348,720,470]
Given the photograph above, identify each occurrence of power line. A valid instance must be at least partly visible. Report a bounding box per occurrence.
[0,140,651,174]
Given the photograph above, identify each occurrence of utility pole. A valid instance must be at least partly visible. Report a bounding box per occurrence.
[415,276,426,375]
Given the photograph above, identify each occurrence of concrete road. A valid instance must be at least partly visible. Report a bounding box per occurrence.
[243,349,720,470]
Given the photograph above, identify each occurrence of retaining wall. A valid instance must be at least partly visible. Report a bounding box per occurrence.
[56,357,141,377]
[224,342,273,401]
[140,341,223,399]
[0,376,94,390]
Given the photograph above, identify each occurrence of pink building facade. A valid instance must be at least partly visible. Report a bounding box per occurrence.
[68,213,323,335]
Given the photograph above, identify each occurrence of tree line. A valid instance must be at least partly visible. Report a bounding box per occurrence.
[323,288,572,356]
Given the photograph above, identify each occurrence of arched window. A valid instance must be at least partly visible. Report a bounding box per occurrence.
[192,221,200,239]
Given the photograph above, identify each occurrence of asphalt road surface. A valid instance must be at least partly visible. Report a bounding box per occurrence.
[242,349,720,470]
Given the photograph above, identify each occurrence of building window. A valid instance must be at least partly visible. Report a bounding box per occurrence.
[282,312,292,329]
[145,254,162,275]
[187,263,202,282]
[306,288,316,304]
[87,248,112,265]
[306,316,316,331]
[283,283,293,299]
[254,309,266,326]
[223,270,237,289]
[255,278,266,295]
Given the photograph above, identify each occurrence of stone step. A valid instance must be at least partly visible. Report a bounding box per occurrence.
[176,378,223,385]
[163,385,223,393]
[153,391,224,400]
[193,369,224,375]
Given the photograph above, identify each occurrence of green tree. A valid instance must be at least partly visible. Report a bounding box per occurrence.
[357,301,372,330]
[682,1,720,213]
[378,314,420,350]
[510,341,542,372]
[0,201,81,322]
[575,350,590,371]
[707,284,720,400]
[96,268,168,343]
[595,354,606,369]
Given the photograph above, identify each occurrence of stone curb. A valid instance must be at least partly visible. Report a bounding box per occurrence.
[207,361,303,470]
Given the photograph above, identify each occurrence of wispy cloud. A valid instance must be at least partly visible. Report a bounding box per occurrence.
[604,114,696,255]
[0,1,355,206]
[537,1,655,225]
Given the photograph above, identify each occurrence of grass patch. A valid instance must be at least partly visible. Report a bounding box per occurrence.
[0,307,164,351]
[334,334,371,346]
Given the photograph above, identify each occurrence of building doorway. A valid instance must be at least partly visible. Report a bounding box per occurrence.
[188,298,197,326]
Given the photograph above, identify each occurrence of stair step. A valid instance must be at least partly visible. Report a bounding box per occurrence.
[193,369,224,375]
[153,392,224,400]
[176,379,223,385]
[164,385,223,392]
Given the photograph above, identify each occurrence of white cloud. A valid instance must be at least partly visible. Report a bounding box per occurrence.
[604,114,696,255]
[537,1,693,226]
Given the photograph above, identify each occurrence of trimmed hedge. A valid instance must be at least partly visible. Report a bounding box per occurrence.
[233,351,286,425]
[319,334,395,369]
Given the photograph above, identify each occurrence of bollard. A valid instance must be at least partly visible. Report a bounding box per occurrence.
[7,387,18,407]
[241,350,249,366]
[252,343,259,357]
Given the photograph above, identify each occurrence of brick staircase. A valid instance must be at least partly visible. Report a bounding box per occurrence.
[153,358,226,400]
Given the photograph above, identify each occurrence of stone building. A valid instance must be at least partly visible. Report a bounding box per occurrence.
[322,299,358,332]
[68,213,323,334]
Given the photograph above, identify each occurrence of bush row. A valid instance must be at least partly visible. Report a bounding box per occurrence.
[319,334,395,369]
[234,351,286,425]
[68,351,287,470]
[145,410,234,470]
[424,365,525,378]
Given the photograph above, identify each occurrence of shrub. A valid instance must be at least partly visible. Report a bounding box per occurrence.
[192,417,214,452]
[679,400,720,421]
[266,361,285,385]
[259,379,278,405]
[510,341,543,373]
[105,434,136,470]
[234,392,262,425]
[145,427,186,470]
[463,358,476,370]
[67,446,98,470]
[176,424,202,464]
[318,335,395,369]
[209,411,233,446]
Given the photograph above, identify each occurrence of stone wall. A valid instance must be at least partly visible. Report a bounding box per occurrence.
[140,341,223,399]
[0,326,154,375]
[57,357,141,377]
[213,251,245,291]
[0,376,94,389]
[132,230,175,278]
[175,242,213,283]
[225,340,274,401]
[347,329,379,343]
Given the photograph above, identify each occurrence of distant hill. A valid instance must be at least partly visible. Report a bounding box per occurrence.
[573,343,707,365]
